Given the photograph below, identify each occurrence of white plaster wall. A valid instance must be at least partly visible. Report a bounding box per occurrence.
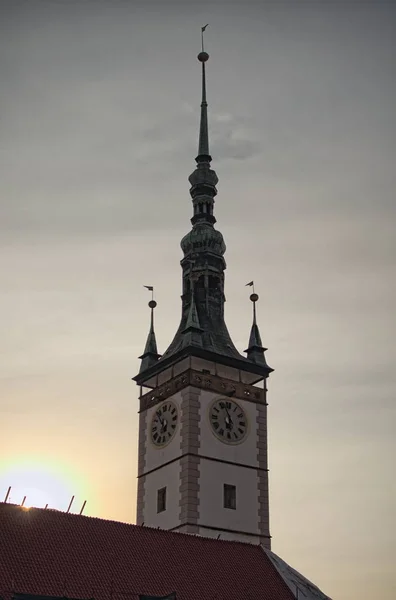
[198,459,259,534]
[199,388,259,466]
[144,391,183,472]
[143,459,181,529]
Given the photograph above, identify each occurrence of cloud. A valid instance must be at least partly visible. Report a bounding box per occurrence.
[213,124,261,162]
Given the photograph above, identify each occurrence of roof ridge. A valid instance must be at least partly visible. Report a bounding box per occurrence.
[258,545,296,600]
[259,545,333,600]
[0,502,134,528]
[0,503,263,548]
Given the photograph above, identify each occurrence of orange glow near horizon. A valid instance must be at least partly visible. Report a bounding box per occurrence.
[0,457,89,512]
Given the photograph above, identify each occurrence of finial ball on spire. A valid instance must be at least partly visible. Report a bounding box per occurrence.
[198,51,209,62]
[250,293,259,303]
[148,300,157,309]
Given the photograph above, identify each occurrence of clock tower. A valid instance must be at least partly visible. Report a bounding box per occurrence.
[133,45,273,547]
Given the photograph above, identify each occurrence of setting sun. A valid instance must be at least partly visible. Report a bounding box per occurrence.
[0,458,86,512]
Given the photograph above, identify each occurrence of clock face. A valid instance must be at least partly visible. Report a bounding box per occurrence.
[209,398,248,444]
[150,401,178,447]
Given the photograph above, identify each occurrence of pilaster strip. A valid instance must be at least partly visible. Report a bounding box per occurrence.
[179,387,201,525]
[257,400,271,549]
[136,410,147,525]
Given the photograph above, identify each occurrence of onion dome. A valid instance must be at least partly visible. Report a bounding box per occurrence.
[181,223,226,257]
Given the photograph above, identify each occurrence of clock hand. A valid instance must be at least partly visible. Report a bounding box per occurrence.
[156,410,165,428]
[156,410,169,433]
[224,406,233,429]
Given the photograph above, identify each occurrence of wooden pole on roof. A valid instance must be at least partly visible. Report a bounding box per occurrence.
[66,495,74,513]
[4,486,11,503]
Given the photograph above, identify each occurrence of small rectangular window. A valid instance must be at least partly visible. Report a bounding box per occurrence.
[223,484,236,510]
[157,487,167,513]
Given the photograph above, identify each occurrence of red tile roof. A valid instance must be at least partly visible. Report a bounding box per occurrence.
[0,503,294,600]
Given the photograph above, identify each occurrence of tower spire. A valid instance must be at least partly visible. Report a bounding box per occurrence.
[197,25,210,161]
[188,28,219,226]
[136,31,271,378]
[160,28,241,364]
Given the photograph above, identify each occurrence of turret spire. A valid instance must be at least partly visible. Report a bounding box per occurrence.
[139,292,161,374]
[245,291,272,369]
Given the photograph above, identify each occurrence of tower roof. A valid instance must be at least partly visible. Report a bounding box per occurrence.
[136,32,272,384]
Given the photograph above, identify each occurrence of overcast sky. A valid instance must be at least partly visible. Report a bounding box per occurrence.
[0,1,395,599]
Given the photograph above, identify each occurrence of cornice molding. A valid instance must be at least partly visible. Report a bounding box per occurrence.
[139,368,266,412]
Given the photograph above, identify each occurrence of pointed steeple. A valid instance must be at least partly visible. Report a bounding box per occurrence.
[245,292,272,370]
[188,38,219,227]
[197,50,210,161]
[139,299,161,374]
[135,31,273,387]
[162,30,241,363]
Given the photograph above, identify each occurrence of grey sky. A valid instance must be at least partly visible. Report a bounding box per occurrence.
[1,2,395,599]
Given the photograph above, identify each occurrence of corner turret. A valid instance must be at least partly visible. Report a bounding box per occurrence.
[139,297,161,373]
[245,291,272,371]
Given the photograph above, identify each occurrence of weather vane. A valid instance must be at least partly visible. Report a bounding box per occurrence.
[246,280,255,294]
[143,285,154,302]
[201,24,209,53]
